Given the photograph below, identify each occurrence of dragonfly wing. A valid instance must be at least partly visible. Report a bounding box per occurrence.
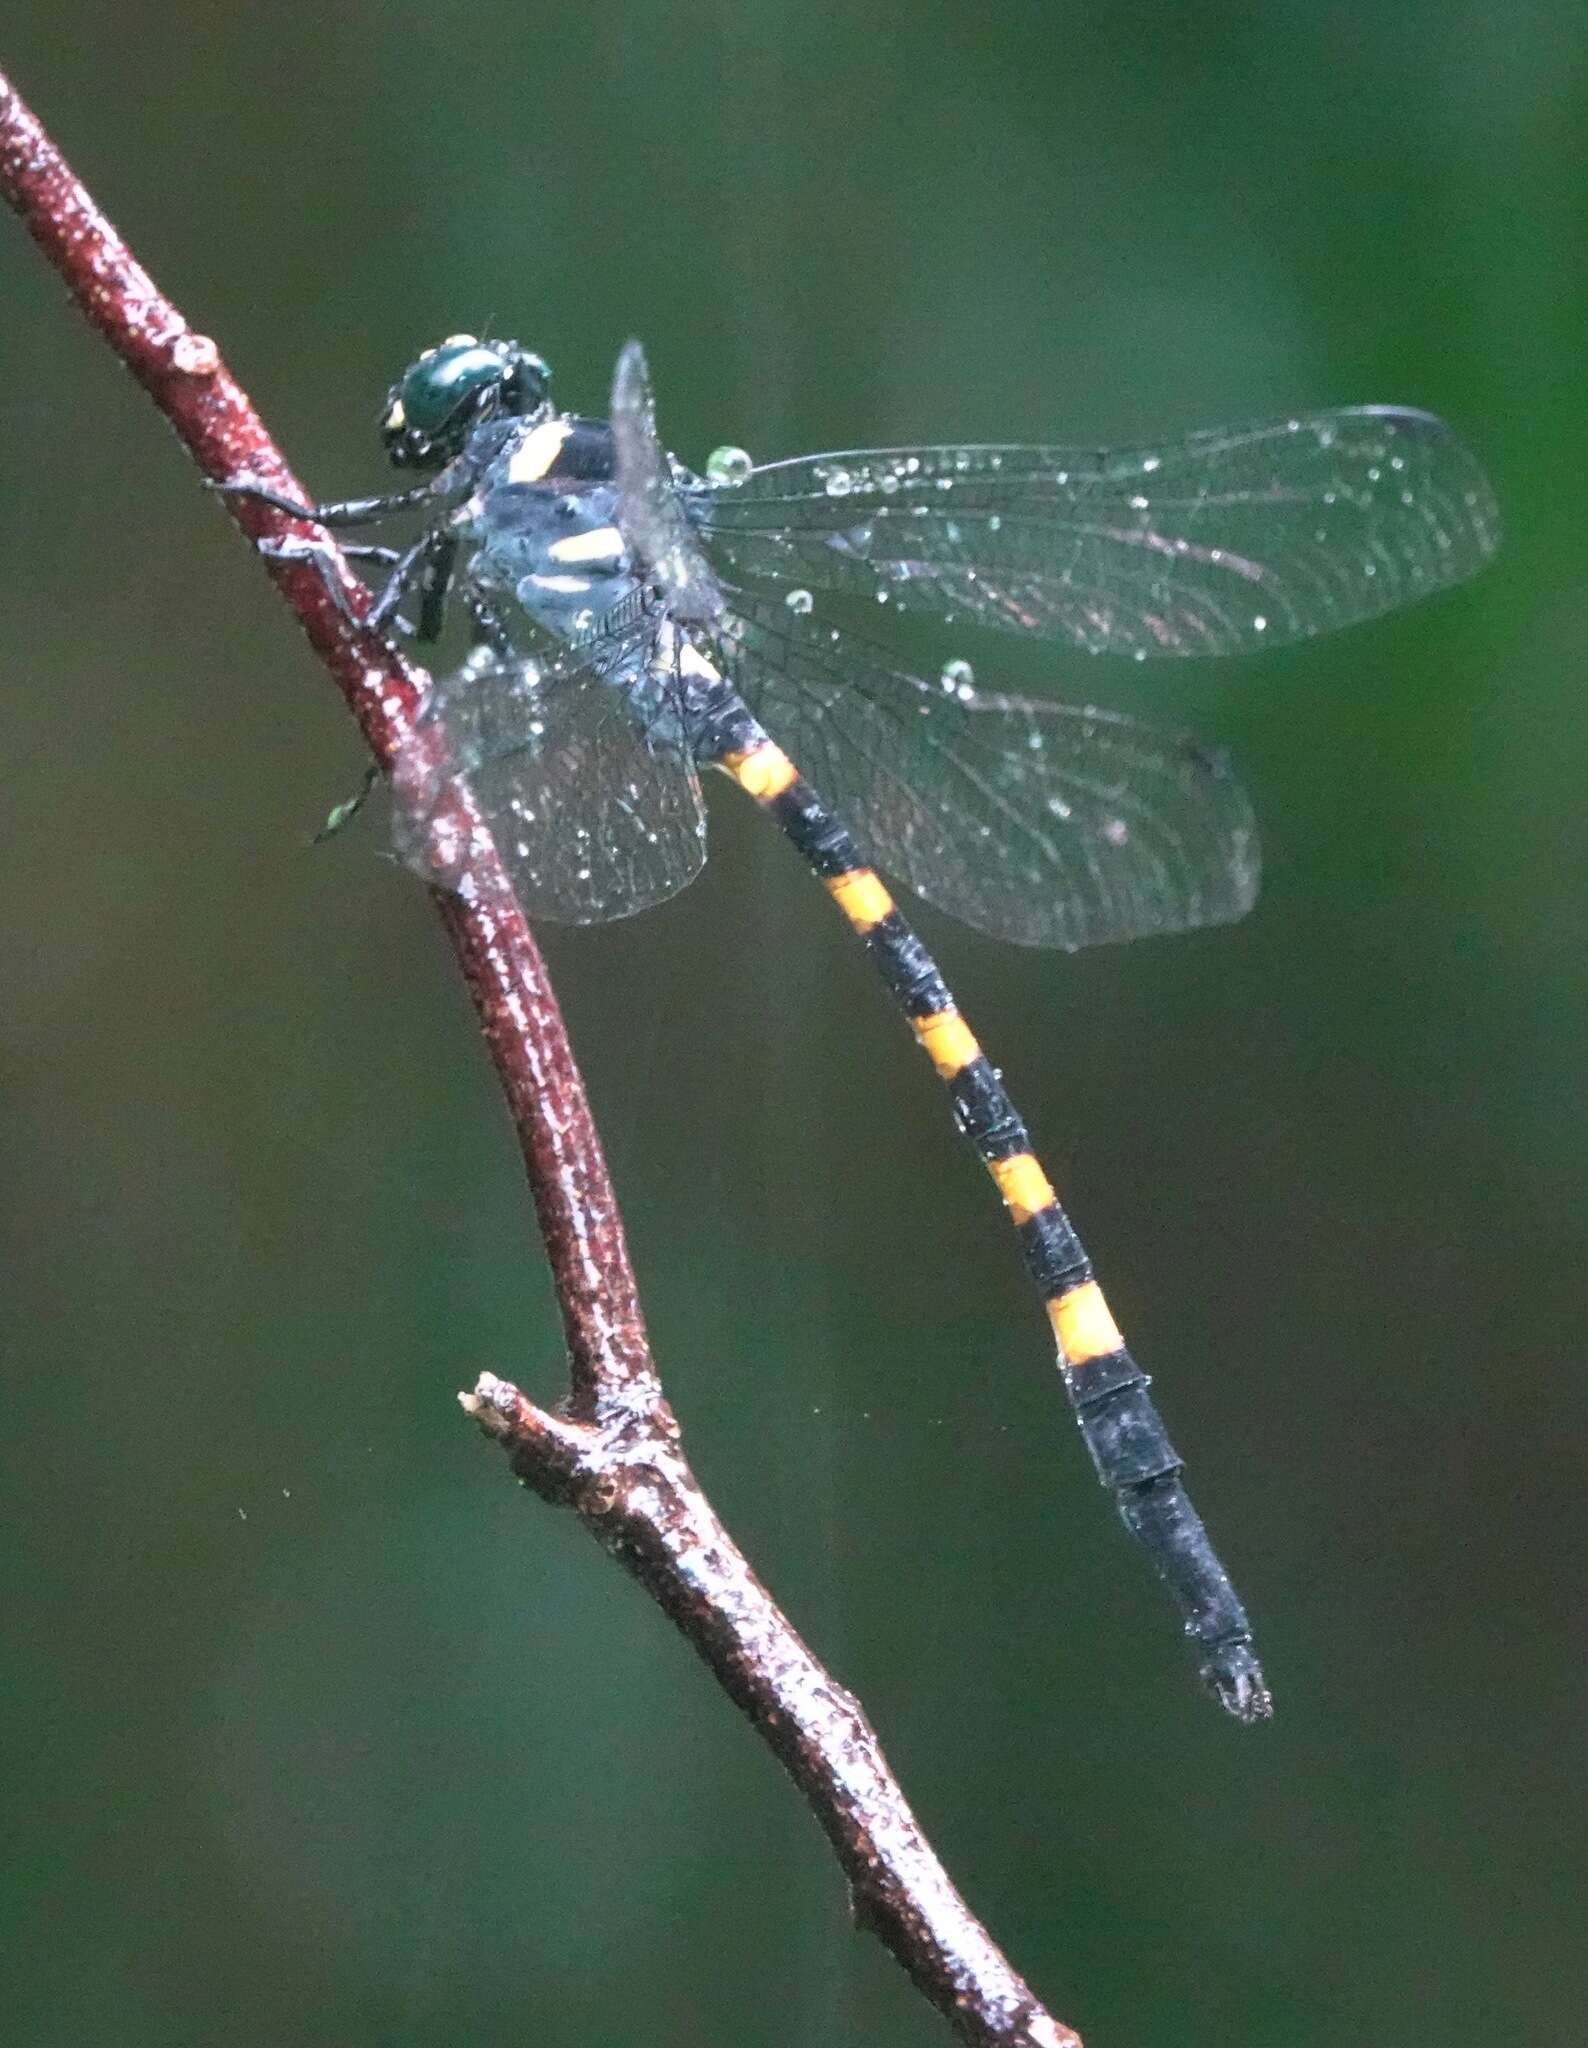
[713,598,1258,950]
[697,408,1499,657]
[611,338,726,627]
[391,620,707,925]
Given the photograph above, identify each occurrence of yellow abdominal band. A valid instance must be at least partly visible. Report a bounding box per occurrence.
[722,742,799,801]
[823,868,895,932]
[987,1150,1057,1227]
[1047,1281,1124,1365]
[910,1008,980,1080]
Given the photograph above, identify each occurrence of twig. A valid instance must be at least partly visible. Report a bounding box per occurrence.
[0,64,1082,2047]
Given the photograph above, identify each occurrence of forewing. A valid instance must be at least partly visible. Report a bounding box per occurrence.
[697,408,1499,657]
[611,338,725,627]
[391,623,707,925]
[713,599,1258,950]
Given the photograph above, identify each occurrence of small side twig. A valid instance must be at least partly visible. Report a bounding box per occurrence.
[1,64,1081,2047]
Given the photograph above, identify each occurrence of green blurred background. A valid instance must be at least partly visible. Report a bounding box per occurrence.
[3,4,1584,2043]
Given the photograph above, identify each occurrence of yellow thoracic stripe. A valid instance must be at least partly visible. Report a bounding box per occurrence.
[910,1008,980,1079]
[722,742,799,801]
[823,868,894,932]
[987,1151,1057,1227]
[505,416,574,484]
[1048,1281,1124,1364]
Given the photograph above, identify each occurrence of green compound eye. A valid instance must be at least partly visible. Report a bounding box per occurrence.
[399,338,508,434]
[382,337,552,468]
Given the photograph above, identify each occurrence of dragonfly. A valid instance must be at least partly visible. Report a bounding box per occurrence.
[219,334,1499,1719]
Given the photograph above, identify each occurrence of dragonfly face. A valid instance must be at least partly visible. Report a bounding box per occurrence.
[380,334,552,470]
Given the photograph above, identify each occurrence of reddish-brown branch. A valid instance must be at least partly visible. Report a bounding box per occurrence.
[0,67,648,1416]
[0,65,1080,2048]
[463,1374,1079,2048]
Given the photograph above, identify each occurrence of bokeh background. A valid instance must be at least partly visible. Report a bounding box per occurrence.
[3,5,1584,2043]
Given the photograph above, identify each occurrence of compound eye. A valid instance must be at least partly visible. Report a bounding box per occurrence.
[398,339,509,436]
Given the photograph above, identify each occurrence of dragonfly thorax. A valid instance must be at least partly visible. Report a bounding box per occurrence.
[464,412,644,638]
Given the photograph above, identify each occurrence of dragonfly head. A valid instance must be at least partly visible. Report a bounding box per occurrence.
[381,335,552,470]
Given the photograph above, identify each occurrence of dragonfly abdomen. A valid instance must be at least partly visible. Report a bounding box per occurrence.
[703,696,1271,1721]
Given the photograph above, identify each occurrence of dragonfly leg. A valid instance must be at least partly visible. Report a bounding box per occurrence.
[250,534,412,642]
[414,534,460,644]
[366,529,447,633]
[256,534,370,627]
[702,691,1271,1722]
[205,476,442,527]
